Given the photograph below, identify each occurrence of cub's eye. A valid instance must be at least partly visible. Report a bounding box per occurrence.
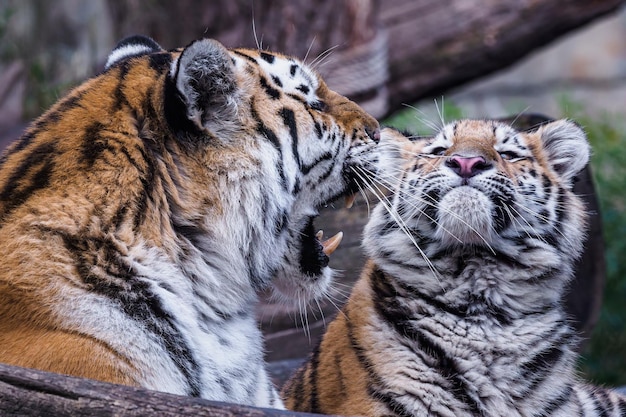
[310,101,327,112]
[500,151,520,161]
[429,146,447,156]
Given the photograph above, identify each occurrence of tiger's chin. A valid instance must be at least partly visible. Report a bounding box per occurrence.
[434,186,495,247]
[269,225,335,308]
[270,193,356,307]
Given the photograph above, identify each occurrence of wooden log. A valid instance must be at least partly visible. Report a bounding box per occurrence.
[107,0,625,118]
[0,362,329,417]
[380,0,626,117]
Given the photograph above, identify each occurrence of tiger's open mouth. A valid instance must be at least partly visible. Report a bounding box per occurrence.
[298,193,357,277]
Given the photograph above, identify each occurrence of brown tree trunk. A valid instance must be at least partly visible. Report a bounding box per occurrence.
[0,362,329,417]
[380,0,626,117]
[107,0,384,114]
[107,0,624,118]
[106,0,378,57]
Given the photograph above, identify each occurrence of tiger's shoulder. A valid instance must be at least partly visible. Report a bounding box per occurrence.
[0,34,379,406]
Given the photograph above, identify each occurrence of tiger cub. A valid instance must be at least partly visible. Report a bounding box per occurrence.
[0,35,379,407]
[283,119,626,416]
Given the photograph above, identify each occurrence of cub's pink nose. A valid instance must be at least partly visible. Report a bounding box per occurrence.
[446,155,490,178]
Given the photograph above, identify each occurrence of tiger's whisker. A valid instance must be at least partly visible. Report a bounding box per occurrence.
[303,35,317,64]
[352,167,441,282]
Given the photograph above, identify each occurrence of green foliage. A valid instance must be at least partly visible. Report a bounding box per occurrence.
[0,6,16,61]
[384,99,626,386]
[558,97,626,386]
[23,59,73,119]
[0,2,76,118]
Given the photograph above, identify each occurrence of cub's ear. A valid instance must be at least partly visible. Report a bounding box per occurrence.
[171,38,241,133]
[537,119,590,187]
[105,35,163,69]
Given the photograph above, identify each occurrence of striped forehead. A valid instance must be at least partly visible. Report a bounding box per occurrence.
[233,51,320,103]
[436,121,527,147]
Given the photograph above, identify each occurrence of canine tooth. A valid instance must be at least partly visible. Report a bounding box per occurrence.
[321,231,343,256]
[345,194,357,209]
[316,230,324,240]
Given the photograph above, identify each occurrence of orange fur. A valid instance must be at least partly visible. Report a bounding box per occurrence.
[0,36,379,403]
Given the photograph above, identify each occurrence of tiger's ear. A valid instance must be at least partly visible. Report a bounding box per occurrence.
[105,35,163,69]
[537,119,590,187]
[172,38,241,133]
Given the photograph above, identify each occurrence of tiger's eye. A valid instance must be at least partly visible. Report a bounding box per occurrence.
[430,147,447,156]
[500,151,519,160]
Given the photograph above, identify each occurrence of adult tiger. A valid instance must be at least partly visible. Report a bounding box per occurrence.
[283,120,626,416]
[0,35,379,407]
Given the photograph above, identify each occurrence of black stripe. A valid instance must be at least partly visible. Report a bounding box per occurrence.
[148,52,172,71]
[538,208,550,224]
[617,395,626,416]
[285,365,309,410]
[366,387,416,417]
[314,121,323,139]
[555,189,567,234]
[590,389,611,417]
[541,173,552,194]
[371,269,484,415]
[259,76,280,100]
[110,205,130,232]
[280,107,302,173]
[372,268,466,319]
[315,159,336,184]
[260,52,275,63]
[44,91,85,125]
[257,122,287,189]
[422,189,440,225]
[0,130,37,165]
[376,250,431,274]
[232,50,257,64]
[308,342,322,412]
[493,196,513,232]
[296,84,310,95]
[112,61,131,112]
[79,122,111,167]
[536,385,572,416]
[252,105,288,190]
[51,228,203,396]
[520,343,566,391]
[130,141,158,229]
[0,142,56,223]
[301,151,333,176]
[271,75,283,88]
[344,309,414,417]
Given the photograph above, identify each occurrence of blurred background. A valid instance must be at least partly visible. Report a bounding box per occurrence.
[1,0,625,387]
